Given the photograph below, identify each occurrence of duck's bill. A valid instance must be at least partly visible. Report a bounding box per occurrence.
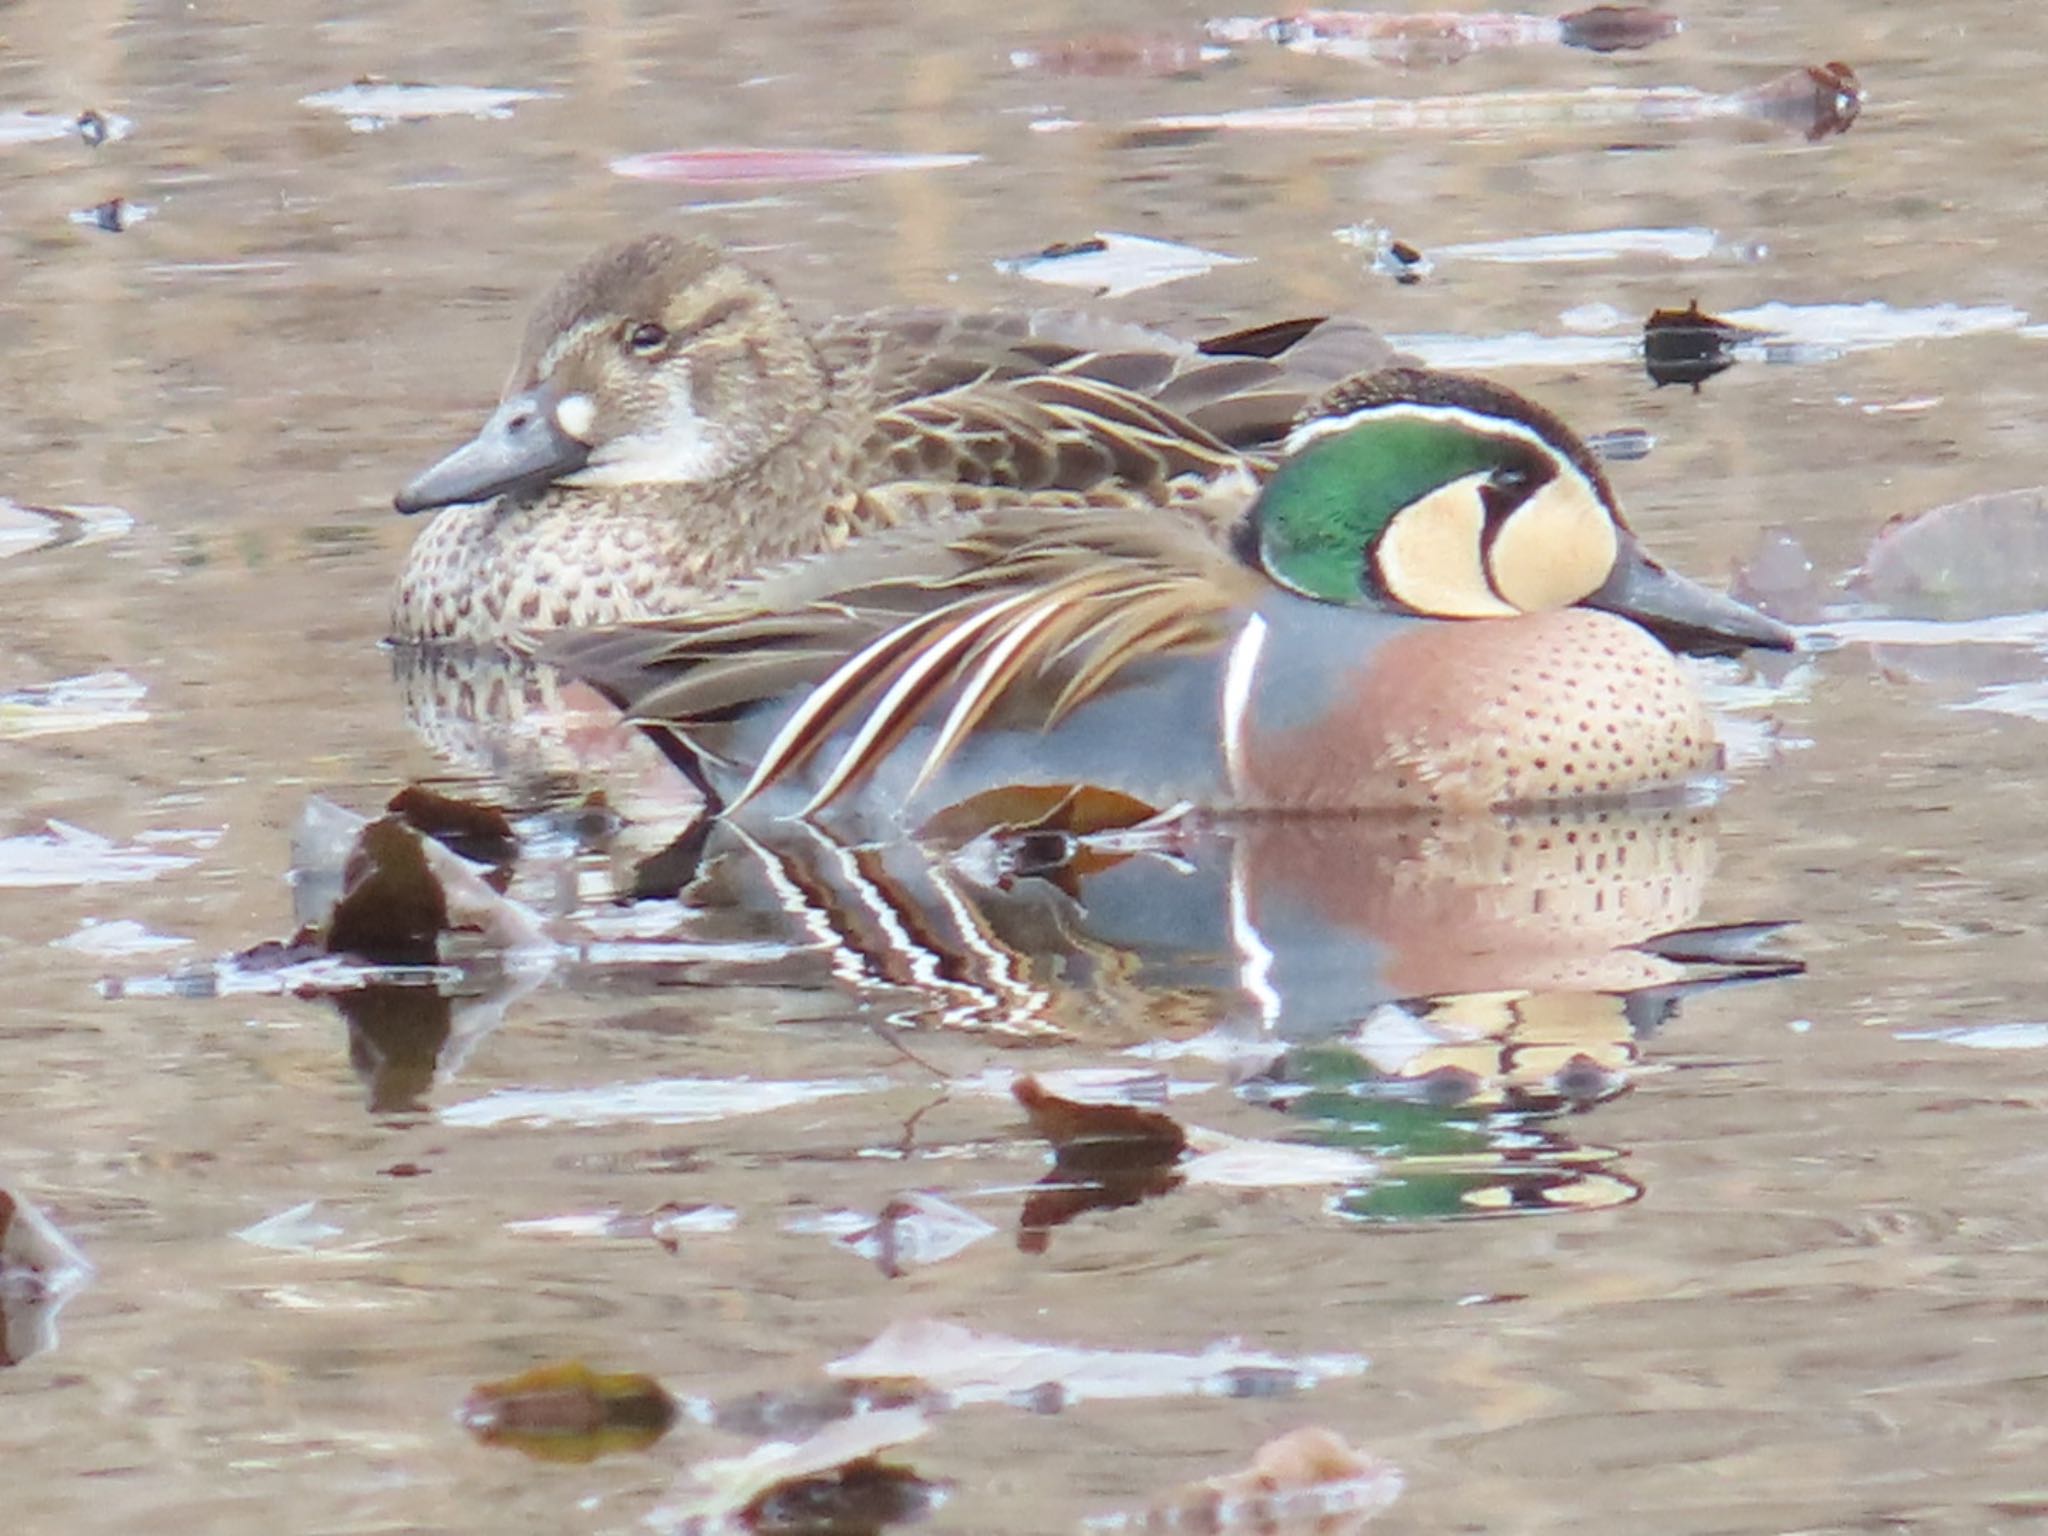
[394,384,591,515]
[1587,536,1797,655]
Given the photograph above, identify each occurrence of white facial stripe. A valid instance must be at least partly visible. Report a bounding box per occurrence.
[554,392,596,442]
[1486,474,1619,611]
[1374,471,1521,619]
[1283,400,1593,477]
[560,376,727,487]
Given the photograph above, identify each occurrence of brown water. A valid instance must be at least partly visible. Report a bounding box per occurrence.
[7,2,2048,1531]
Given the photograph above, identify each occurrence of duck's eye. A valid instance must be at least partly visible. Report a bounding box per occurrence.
[625,321,669,356]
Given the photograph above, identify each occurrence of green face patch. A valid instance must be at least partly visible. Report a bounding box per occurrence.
[1254,411,1533,606]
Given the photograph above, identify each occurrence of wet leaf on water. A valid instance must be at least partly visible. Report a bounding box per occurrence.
[828,1319,1366,1408]
[0,1189,95,1367]
[325,817,450,965]
[505,1202,740,1247]
[1848,488,2048,621]
[387,783,518,870]
[611,147,978,186]
[232,1200,348,1253]
[0,821,195,888]
[1729,60,1863,141]
[1558,5,1681,52]
[1014,1075,1188,1159]
[954,1076,1212,1245]
[299,79,556,131]
[648,1405,935,1536]
[300,798,549,960]
[1730,527,1826,623]
[994,232,1251,298]
[1139,63,1859,138]
[1332,222,1435,283]
[0,108,134,148]
[0,671,148,740]
[1090,1426,1403,1533]
[0,498,133,560]
[827,1191,998,1277]
[1009,34,1226,77]
[1643,298,1757,389]
[460,1360,677,1462]
[1438,226,1718,264]
[1209,6,1674,65]
[69,197,152,233]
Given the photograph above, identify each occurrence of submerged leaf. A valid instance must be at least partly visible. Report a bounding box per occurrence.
[461,1360,677,1462]
[1850,488,2048,621]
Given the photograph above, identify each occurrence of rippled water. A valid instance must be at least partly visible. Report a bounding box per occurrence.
[7,2,2048,1531]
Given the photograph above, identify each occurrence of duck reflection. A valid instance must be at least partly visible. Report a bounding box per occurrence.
[290,790,1797,1233]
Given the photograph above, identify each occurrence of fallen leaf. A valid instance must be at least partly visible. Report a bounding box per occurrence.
[1094,1425,1403,1532]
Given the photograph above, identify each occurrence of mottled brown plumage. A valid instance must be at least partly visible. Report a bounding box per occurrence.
[391,233,1394,648]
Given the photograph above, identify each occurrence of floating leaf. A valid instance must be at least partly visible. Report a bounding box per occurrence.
[325,817,451,965]
[1643,298,1757,388]
[1849,488,2048,622]
[611,146,978,186]
[0,671,148,740]
[1439,226,1718,264]
[827,1191,997,1277]
[461,1360,677,1463]
[1141,63,1859,139]
[829,1319,1366,1408]
[0,821,194,888]
[0,498,133,561]
[0,1189,94,1366]
[648,1406,936,1536]
[300,79,555,131]
[69,197,153,233]
[994,232,1250,298]
[506,1203,740,1246]
[232,1200,349,1254]
[0,108,132,148]
[1092,1426,1403,1533]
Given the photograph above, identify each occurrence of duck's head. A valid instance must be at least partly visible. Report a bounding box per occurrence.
[1247,367,1795,654]
[396,234,830,515]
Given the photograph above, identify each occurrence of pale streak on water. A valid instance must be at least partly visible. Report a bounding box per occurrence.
[3,2,2048,1531]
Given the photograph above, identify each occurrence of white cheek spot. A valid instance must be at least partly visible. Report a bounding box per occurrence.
[554,392,596,443]
[561,374,726,488]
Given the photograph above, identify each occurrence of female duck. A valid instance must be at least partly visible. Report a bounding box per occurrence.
[391,233,1388,647]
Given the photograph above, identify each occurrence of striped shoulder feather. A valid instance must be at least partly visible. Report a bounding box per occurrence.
[543,510,1250,816]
